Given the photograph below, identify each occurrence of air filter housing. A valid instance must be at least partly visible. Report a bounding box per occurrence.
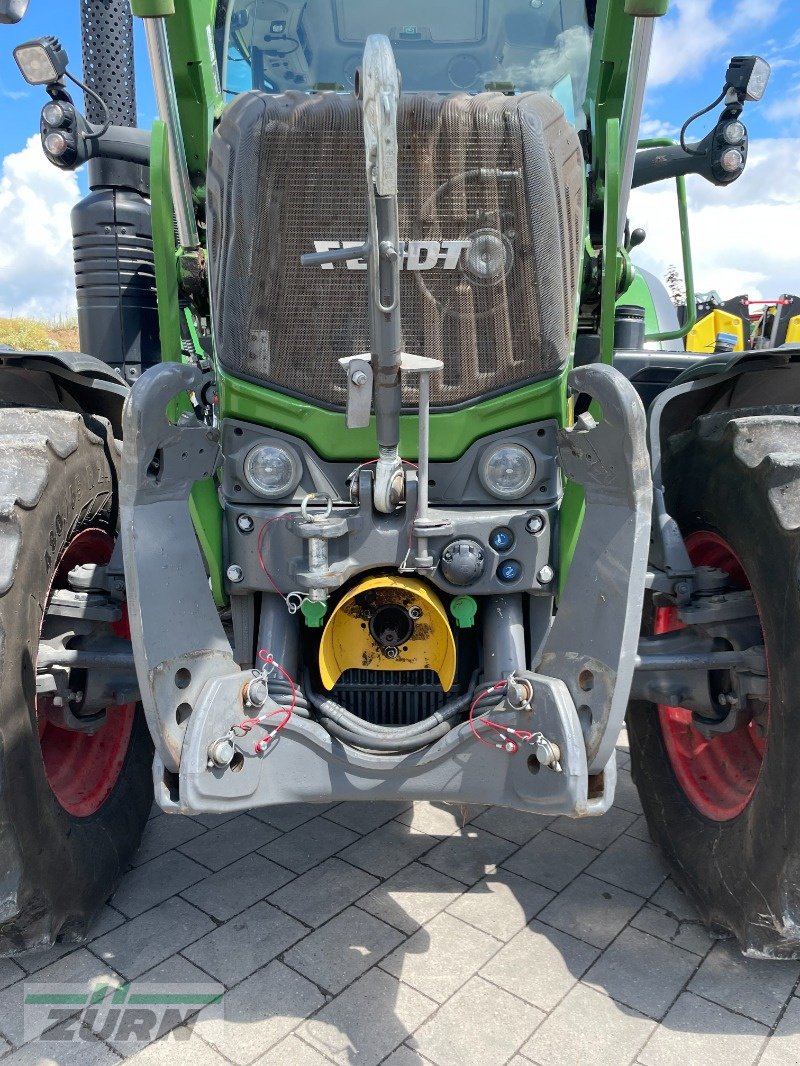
[207,90,584,410]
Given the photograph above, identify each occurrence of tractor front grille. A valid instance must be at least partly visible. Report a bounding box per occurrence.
[331,669,459,726]
[207,90,584,409]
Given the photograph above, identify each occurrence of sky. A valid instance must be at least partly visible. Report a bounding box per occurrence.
[0,0,798,319]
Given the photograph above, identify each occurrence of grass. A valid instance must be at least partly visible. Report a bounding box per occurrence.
[0,315,81,352]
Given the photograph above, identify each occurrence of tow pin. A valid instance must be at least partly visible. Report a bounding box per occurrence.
[533,734,563,772]
[207,735,236,769]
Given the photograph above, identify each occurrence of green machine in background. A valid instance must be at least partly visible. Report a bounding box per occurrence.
[2,0,799,963]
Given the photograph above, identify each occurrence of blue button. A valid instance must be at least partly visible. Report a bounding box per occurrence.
[489,527,514,552]
[497,560,522,583]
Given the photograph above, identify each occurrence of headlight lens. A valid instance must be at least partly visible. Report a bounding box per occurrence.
[479,444,537,499]
[243,442,301,499]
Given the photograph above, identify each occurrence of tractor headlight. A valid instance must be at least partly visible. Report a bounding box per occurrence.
[243,442,302,499]
[479,444,537,499]
[13,36,68,85]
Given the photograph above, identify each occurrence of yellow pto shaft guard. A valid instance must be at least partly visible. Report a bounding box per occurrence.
[318,574,456,692]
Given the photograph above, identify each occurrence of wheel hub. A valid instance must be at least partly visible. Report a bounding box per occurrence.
[656,530,769,822]
[36,527,136,818]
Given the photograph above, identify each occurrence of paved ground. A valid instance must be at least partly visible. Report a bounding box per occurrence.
[2,728,800,1065]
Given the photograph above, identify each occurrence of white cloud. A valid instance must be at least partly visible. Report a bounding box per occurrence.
[629,137,800,300]
[648,0,784,87]
[0,136,80,320]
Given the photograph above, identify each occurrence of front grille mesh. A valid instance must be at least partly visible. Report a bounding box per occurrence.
[207,90,584,409]
[331,669,457,726]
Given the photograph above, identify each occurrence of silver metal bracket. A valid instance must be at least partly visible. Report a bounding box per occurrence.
[539,364,653,774]
[339,355,374,429]
[120,362,238,772]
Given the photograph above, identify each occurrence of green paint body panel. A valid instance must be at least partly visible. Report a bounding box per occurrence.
[149,120,182,369]
[624,0,668,13]
[218,370,570,463]
[163,1,224,193]
[618,271,661,335]
[150,119,226,605]
[131,0,175,15]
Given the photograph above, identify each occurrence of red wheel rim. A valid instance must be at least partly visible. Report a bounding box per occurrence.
[37,528,136,818]
[657,530,768,822]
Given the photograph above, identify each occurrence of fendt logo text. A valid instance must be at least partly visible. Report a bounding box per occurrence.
[312,239,471,270]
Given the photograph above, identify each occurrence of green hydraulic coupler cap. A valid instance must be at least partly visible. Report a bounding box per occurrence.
[450,596,477,629]
[301,600,328,628]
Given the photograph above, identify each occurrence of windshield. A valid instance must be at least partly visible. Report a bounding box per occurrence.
[215,0,593,125]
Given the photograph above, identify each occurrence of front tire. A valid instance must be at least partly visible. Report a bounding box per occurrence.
[0,409,152,955]
[628,406,800,958]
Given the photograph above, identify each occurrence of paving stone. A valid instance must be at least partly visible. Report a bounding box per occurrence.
[468,806,553,845]
[446,870,554,941]
[759,996,800,1066]
[322,801,410,835]
[421,825,518,886]
[0,956,24,991]
[107,954,223,1057]
[649,878,698,920]
[0,947,121,1046]
[479,920,598,1012]
[537,873,644,949]
[583,927,698,1020]
[182,900,307,988]
[396,801,471,836]
[586,835,669,899]
[267,857,378,927]
[178,814,281,871]
[551,806,636,851]
[617,727,630,753]
[253,1033,334,1065]
[249,802,336,832]
[260,817,359,874]
[189,811,241,829]
[194,959,324,1066]
[1,1025,121,1066]
[410,975,543,1066]
[181,852,296,921]
[625,815,653,843]
[614,767,643,815]
[629,903,712,957]
[92,897,215,981]
[503,830,599,891]
[283,905,404,995]
[356,862,464,934]
[687,939,800,1026]
[338,821,437,879]
[638,992,768,1066]
[126,1027,228,1065]
[89,905,128,941]
[111,850,208,918]
[382,1045,436,1065]
[381,912,500,1003]
[523,983,654,1066]
[299,965,436,1065]
[15,941,80,974]
[131,812,206,866]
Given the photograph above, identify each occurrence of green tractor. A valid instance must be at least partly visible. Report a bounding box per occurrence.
[1,0,796,960]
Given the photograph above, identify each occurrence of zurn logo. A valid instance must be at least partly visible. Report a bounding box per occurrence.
[312,239,471,270]
[23,980,225,1044]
